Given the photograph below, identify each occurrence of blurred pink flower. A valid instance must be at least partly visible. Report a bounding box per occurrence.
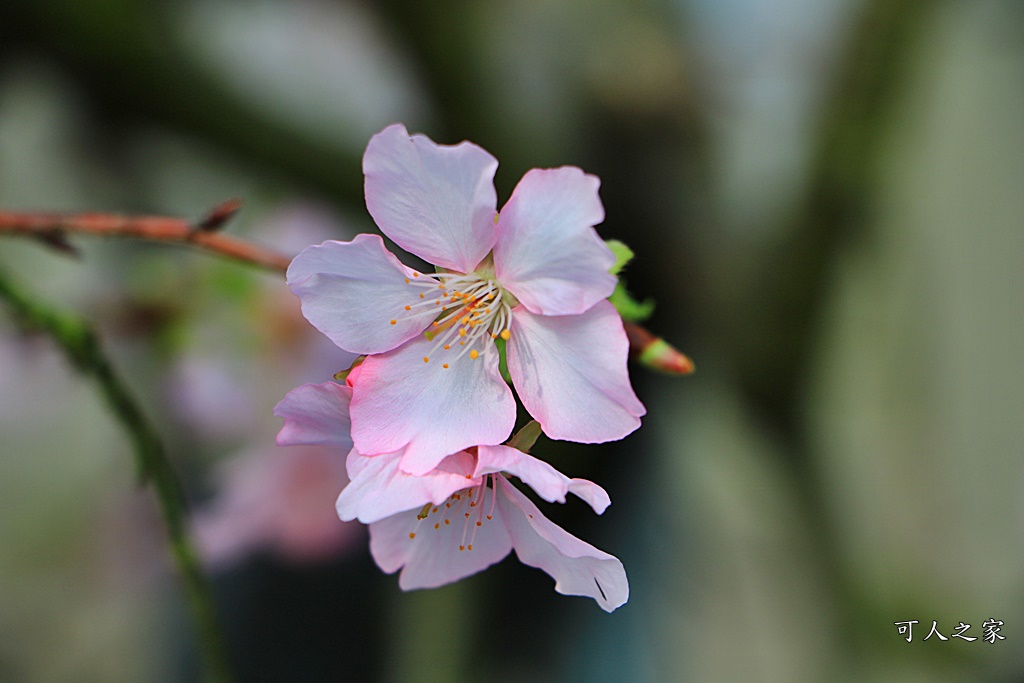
[197,397,362,569]
[287,123,645,475]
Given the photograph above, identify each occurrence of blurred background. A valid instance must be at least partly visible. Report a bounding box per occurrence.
[0,0,1021,681]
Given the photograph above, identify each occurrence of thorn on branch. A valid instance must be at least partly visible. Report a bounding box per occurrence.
[194,198,243,232]
[34,229,81,258]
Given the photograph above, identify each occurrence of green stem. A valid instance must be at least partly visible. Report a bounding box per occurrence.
[0,267,233,683]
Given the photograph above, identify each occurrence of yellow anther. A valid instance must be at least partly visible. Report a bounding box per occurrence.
[404,305,411,311]
[409,532,416,539]
[469,350,479,360]
[412,272,419,277]
[500,329,511,340]
[443,344,451,350]
[419,293,425,299]
[390,319,397,325]
[442,363,449,369]
[404,278,410,284]
[423,356,429,363]
[460,316,469,325]
[459,329,467,337]
[468,544,473,550]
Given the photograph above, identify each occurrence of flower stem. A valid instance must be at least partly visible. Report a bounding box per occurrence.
[0,266,233,683]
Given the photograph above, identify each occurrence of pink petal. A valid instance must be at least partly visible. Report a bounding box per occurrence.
[495,477,628,612]
[287,234,438,354]
[507,301,645,443]
[336,449,479,524]
[475,445,610,514]
[349,335,516,475]
[493,167,616,316]
[364,123,498,273]
[274,382,353,449]
[367,488,513,589]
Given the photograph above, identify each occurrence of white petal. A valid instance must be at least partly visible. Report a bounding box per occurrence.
[494,167,616,316]
[349,335,516,475]
[274,382,353,448]
[368,487,513,589]
[287,234,438,354]
[496,477,628,612]
[507,301,645,443]
[475,445,610,514]
[336,449,479,524]
[364,123,498,273]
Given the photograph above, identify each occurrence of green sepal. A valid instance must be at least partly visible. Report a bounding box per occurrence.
[609,282,655,322]
[507,420,543,453]
[494,336,512,383]
[606,239,634,276]
[333,356,365,382]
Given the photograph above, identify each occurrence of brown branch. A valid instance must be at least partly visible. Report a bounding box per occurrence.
[0,200,691,368]
[0,199,290,273]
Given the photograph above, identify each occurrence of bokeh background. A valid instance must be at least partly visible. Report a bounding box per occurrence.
[1,0,1022,681]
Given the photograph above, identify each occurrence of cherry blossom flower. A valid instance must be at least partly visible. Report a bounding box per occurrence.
[273,380,627,611]
[338,444,628,612]
[287,123,645,474]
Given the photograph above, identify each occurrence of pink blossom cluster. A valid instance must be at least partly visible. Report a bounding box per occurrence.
[276,124,645,611]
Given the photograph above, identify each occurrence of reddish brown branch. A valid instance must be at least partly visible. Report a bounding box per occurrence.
[1,199,692,371]
[0,199,290,273]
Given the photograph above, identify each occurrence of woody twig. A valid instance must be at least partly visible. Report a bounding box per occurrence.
[0,199,692,374]
[0,198,290,273]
